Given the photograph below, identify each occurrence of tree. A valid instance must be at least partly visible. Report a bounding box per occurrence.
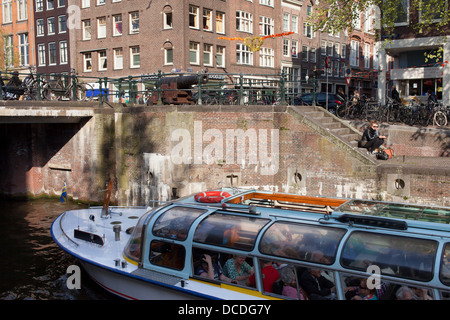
[309,0,449,37]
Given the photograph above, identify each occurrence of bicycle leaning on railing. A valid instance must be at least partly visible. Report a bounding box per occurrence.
[40,69,94,101]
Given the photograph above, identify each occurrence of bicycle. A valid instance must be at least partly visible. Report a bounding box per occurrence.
[42,69,93,101]
[431,102,448,127]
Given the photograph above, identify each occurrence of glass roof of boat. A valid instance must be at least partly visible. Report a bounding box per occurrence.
[334,199,450,225]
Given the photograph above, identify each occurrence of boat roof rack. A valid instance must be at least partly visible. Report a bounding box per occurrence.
[335,214,408,230]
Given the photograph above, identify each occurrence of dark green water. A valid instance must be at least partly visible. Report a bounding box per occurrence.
[0,198,117,300]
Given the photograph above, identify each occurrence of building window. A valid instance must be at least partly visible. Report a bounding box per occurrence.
[36,19,44,36]
[259,16,274,36]
[60,41,68,64]
[341,44,346,58]
[113,14,122,36]
[98,50,107,70]
[291,15,298,33]
[394,0,409,25]
[259,47,274,68]
[35,0,43,11]
[4,35,13,67]
[189,42,199,64]
[48,42,56,65]
[283,39,289,57]
[189,5,199,29]
[130,46,140,68]
[236,43,253,65]
[216,12,225,34]
[327,41,333,56]
[303,22,313,39]
[203,44,213,66]
[203,8,212,31]
[334,43,340,57]
[58,15,66,33]
[81,0,89,8]
[283,13,289,31]
[129,12,139,34]
[236,11,253,33]
[38,44,46,66]
[310,47,316,62]
[163,11,173,29]
[82,20,91,40]
[57,0,64,7]
[97,17,106,38]
[164,48,173,65]
[2,0,12,23]
[302,45,308,61]
[96,0,105,5]
[364,43,370,69]
[83,52,92,72]
[48,17,55,35]
[259,0,272,6]
[350,40,359,67]
[17,0,27,21]
[216,46,225,68]
[18,33,29,66]
[291,40,298,58]
[113,48,123,69]
[321,40,326,55]
[47,0,54,10]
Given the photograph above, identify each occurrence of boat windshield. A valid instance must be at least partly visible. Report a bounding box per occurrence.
[259,222,346,265]
[193,213,270,251]
[124,209,155,264]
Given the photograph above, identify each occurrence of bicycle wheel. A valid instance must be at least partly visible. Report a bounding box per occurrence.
[336,105,347,118]
[434,111,447,127]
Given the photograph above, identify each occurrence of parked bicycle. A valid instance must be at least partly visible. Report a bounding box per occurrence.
[431,102,448,127]
[41,69,93,101]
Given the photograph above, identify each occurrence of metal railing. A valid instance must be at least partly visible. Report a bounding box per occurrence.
[0,69,317,106]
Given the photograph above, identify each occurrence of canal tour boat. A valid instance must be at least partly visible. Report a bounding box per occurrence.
[51,188,450,300]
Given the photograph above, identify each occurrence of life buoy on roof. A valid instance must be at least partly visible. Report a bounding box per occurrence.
[194,191,231,203]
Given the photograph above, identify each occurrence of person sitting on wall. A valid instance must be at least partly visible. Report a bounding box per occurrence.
[359,120,387,154]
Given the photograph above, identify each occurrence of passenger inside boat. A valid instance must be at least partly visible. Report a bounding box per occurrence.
[193,250,237,284]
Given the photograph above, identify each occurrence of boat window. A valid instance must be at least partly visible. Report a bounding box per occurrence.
[193,213,270,251]
[149,240,185,271]
[341,231,438,282]
[259,222,346,265]
[152,206,207,241]
[124,209,154,263]
[340,273,435,300]
[192,248,254,287]
[440,243,450,286]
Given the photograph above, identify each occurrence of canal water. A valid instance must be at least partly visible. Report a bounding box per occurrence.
[0,198,117,300]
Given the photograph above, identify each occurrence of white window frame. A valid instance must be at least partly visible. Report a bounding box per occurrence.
[164,47,173,65]
[113,14,122,36]
[48,41,56,66]
[364,43,370,69]
[47,0,54,10]
[114,48,123,69]
[216,12,225,34]
[17,0,27,21]
[163,11,173,29]
[310,47,316,63]
[236,43,253,65]
[36,19,45,36]
[97,17,106,39]
[283,13,289,32]
[83,52,92,72]
[393,0,410,26]
[203,43,213,67]
[2,0,12,23]
[189,5,199,29]
[98,50,107,71]
[35,0,43,11]
[283,39,289,57]
[82,19,91,40]
[47,17,55,35]
[130,46,140,68]
[291,15,298,33]
[203,8,212,31]
[259,16,274,36]
[58,15,66,34]
[216,46,225,68]
[4,35,13,67]
[236,11,253,33]
[81,0,89,8]
[302,45,308,62]
[129,12,139,34]
[38,43,46,66]
[59,40,68,64]
[350,40,359,67]
[259,47,274,68]
[189,42,199,65]
[291,40,298,58]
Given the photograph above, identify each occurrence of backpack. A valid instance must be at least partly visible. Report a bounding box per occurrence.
[376,148,394,160]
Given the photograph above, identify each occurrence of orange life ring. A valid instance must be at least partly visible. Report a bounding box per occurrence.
[194,191,231,203]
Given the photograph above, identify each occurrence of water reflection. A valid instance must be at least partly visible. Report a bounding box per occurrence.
[0,198,118,300]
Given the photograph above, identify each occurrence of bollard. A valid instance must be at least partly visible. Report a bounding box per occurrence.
[113,225,121,241]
